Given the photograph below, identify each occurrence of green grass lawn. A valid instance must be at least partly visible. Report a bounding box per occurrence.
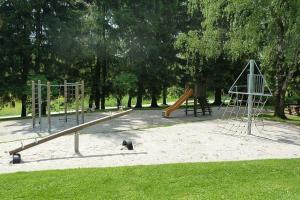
[1,159,299,199]
[0,95,179,117]
[0,102,22,117]
[260,113,300,126]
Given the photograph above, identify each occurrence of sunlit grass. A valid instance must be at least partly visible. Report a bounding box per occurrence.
[260,112,300,126]
[0,159,299,200]
[0,103,22,117]
[0,95,180,117]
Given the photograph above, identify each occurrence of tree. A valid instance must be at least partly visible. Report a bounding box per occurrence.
[114,0,189,108]
[189,0,300,118]
[0,0,85,116]
[0,0,34,117]
[223,0,300,118]
[81,1,120,110]
[188,0,238,106]
[112,73,137,109]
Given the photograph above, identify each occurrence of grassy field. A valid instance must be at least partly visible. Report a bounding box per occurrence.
[260,113,300,126]
[1,95,299,127]
[0,159,299,199]
[0,102,22,117]
[0,95,179,117]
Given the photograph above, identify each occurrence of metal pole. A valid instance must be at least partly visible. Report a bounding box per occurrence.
[74,131,79,153]
[194,85,197,117]
[47,81,51,133]
[38,80,42,132]
[247,60,255,135]
[75,82,79,125]
[81,80,85,124]
[262,76,265,94]
[32,81,35,128]
[64,80,67,123]
[75,82,80,153]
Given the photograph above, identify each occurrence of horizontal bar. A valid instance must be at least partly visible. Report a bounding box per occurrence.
[228,91,272,97]
[50,84,82,87]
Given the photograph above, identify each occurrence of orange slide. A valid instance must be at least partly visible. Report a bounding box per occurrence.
[162,88,193,117]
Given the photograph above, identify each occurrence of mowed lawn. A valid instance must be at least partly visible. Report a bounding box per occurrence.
[1,159,300,200]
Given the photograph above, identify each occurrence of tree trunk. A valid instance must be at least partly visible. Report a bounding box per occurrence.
[20,53,30,117]
[21,94,27,117]
[127,95,132,108]
[101,3,107,110]
[135,83,143,108]
[135,94,143,108]
[100,61,107,110]
[88,94,93,109]
[95,94,100,110]
[214,87,222,106]
[150,93,159,108]
[117,97,121,109]
[274,90,286,118]
[162,85,167,105]
[93,60,101,110]
[273,15,287,119]
[274,68,287,119]
[34,8,42,73]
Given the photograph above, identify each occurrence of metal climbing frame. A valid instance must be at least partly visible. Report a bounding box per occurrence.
[31,80,85,133]
[221,59,272,135]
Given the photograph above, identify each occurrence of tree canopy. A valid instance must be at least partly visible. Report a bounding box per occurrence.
[0,0,299,118]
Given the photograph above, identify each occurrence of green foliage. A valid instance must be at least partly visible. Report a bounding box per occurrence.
[0,0,86,116]
[0,0,299,116]
[167,86,184,98]
[188,0,300,118]
[112,73,137,107]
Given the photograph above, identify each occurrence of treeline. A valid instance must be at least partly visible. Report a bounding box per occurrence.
[0,0,299,118]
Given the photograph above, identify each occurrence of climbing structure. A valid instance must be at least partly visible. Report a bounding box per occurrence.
[31,80,85,133]
[219,60,272,135]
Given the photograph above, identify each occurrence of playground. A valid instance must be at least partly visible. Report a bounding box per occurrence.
[1,108,300,174]
[1,1,300,198]
[0,60,299,175]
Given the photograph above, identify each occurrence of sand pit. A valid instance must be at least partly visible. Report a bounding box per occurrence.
[0,108,300,174]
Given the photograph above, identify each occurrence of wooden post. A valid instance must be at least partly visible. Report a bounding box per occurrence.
[47,81,51,133]
[38,80,42,132]
[81,80,85,124]
[64,80,67,123]
[32,81,35,128]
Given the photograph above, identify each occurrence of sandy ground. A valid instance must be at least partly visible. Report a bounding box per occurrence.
[0,108,300,174]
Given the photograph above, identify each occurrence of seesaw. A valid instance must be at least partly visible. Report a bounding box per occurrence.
[9,109,133,164]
